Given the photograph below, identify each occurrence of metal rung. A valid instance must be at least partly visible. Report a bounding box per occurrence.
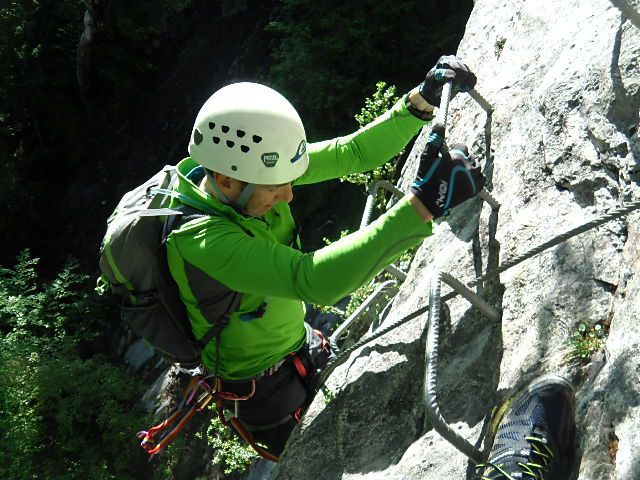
[478,189,500,211]
[329,280,397,351]
[384,263,407,282]
[422,85,498,464]
[468,89,493,114]
[359,180,408,281]
[360,180,405,230]
[423,270,500,464]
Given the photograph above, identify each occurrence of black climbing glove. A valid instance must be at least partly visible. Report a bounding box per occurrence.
[411,123,486,219]
[418,55,477,107]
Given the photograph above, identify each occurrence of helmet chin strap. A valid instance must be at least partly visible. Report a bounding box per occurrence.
[206,171,256,214]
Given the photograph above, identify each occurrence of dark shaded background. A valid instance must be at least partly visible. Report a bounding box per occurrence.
[0,0,473,275]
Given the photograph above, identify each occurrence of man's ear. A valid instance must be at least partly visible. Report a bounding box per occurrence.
[214,172,234,190]
[213,173,246,201]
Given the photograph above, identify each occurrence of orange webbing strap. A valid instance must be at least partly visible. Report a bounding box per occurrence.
[291,353,308,379]
[138,375,214,458]
[214,378,257,402]
[213,383,281,462]
[316,328,330,352]
[138,405,199,456]
[229,417,280,463]
[213,368,309,464]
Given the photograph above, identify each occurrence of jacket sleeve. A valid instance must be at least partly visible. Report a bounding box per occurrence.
[295,98,429,186]
[168,197,433,306]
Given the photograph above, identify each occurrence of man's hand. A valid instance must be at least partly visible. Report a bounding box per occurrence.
[418,55,477,107]
[411,123,485,219]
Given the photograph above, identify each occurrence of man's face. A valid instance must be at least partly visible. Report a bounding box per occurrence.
[242,182,294,217]
[210,174,294,217]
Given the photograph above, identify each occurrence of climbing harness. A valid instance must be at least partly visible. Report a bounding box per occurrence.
[138,375,219,457]
[138,350,316,463]
[318,80,640,464]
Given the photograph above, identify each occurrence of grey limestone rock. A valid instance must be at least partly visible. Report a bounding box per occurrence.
[275,1,640,479]
[124,338,156,371]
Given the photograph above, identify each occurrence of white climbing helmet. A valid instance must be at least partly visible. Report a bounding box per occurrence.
[188,82,308,185]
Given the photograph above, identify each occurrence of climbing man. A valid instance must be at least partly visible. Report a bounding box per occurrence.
[164,55,483,459]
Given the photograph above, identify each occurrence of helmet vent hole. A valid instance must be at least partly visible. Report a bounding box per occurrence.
[241,145,250,153]
[226,140,235,148]
[252,135,262,143]
[208,122,215,130]
[231,165,238,171]
[212,136,220,144]
[222,125,230,133]
[193,129,203,145]
[237,130,245,138]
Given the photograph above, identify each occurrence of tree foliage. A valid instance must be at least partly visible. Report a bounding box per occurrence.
[0,251,153,479]
[267,0,473,140]
[0,1,86,259]
[0,2,475,476]
[344,81,401,191]
[0,0,194,269]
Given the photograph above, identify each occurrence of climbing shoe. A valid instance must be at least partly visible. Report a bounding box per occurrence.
[476,374,576,480]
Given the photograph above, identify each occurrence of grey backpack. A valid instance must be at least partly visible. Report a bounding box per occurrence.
[97,165,239,370]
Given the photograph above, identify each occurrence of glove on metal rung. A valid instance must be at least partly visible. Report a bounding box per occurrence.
[437,82,499,212]
[422,82,500,462]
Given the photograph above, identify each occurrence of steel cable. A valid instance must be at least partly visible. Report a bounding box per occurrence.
[316,199,640,390]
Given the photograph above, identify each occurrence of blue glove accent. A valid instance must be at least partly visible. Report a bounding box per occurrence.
[435,68,455,82]
[411,134,485,218]
[412,157,442,188]
[448,149,470,161]
[428,132,444,149]
[444,166,478,210]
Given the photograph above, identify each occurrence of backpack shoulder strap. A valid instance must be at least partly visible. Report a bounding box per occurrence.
[159,204,246,350]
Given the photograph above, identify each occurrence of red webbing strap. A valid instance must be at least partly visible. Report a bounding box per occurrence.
[137,407,186,452]
[229,417,280,463]
[216,398,229,426]
[291,353,308,379]
[137,375,213,458]
[316,328,330,351]
[215,377,257,402]
[139,405,199,455]
[214,395,280,463]
[213,380,282,464]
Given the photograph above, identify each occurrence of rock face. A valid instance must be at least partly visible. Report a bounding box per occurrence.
[275,1,640,479]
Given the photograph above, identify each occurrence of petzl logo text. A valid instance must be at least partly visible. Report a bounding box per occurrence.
[290,140,307,163]
[436,180,448,207]
[261,152,279,167]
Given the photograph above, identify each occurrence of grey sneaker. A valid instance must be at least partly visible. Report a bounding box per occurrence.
[476,374,576,480]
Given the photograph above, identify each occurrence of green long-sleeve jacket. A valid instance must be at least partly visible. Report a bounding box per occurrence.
[166,98,434,380]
